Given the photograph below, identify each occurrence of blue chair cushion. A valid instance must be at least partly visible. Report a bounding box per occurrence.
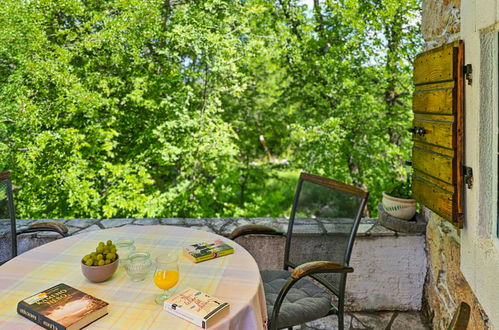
[261,269,332,329]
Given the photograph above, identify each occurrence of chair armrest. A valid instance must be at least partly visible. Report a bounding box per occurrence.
[29,221,68,234]
[269,261,352,330]
[228,224,283,240]
[291,261,353,279]
[18,221,69,237]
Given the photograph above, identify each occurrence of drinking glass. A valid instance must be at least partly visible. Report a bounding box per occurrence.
[115,239,136,267]
[153,254,179,305]
[124,252,153,282]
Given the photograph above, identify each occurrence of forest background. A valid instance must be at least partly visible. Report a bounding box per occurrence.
[0,0,421,219]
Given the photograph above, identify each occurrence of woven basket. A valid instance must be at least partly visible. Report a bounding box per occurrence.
[382,192,416,220]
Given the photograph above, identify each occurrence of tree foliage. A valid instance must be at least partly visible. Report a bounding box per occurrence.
[0,0,421,219]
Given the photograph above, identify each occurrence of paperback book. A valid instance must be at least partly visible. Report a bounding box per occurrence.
[17,283,108,330]
[164,288,230,329]
[183,240,234,263]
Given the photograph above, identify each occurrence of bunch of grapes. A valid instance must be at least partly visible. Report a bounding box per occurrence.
[82,240,118,266]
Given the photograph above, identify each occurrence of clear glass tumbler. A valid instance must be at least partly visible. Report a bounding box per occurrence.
[124,252,153,282]
[116,239,136,267]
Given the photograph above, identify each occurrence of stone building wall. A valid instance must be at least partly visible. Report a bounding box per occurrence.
[422,208,489,329]
[421,1,490,329]
[422,0,461,50]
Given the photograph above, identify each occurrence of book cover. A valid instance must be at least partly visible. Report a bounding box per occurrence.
[17,283,108,330]
[164,288,230,329]
[183,240,234,263]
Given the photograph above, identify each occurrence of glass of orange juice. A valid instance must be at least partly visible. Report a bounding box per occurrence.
[153,253,179,305]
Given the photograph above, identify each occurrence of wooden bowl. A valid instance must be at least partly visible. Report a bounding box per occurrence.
[81,256,119,283]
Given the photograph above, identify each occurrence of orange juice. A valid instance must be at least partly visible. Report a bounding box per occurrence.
[154,270,179,290]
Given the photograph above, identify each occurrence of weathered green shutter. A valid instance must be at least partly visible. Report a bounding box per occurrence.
[411,41,464,228]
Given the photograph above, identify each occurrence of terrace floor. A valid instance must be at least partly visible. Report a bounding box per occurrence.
[302,311,429,329]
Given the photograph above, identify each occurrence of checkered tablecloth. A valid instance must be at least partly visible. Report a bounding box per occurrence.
[0,225,267,329]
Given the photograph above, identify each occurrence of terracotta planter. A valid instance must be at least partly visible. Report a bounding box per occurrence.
[382,192,416,220]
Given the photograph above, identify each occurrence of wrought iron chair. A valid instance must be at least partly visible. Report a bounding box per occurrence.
[229,172,369,330]
[0,171,68,265]
[447,302,471,330]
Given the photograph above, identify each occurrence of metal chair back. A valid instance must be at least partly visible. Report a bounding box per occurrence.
[1,171,18,262]
[284,172,368,296]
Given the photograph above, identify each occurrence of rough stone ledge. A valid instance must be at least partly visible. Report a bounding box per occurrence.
[0,217,422,238]
[378,204,427,234]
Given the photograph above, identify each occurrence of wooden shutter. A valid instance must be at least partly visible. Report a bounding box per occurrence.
[411,41,464,228]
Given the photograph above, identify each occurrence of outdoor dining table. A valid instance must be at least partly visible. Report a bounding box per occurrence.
[0,225,267,329]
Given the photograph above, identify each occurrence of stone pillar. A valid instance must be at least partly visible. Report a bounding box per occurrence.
[420,1,490,329]
[421,0,461,50]
[422,209,489,329]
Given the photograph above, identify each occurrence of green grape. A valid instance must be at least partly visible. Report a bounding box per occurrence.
[82,241,118,266]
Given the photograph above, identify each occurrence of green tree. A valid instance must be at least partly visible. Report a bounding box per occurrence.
[0,0,421,219]
[274,0,421,211]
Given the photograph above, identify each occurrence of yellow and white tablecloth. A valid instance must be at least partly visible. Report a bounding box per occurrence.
[0,225,267,329]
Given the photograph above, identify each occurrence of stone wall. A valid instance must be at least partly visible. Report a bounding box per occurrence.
[421,1,491,328]
[422,0,461,50]
[238,226,427,311]
[422,209,489,329]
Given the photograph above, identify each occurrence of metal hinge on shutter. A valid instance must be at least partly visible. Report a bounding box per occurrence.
[463,166,473,189]
[464,64,473,85]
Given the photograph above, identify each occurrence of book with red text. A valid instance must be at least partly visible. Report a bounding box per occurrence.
[17,283,108,330]
[164,288,230,329]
